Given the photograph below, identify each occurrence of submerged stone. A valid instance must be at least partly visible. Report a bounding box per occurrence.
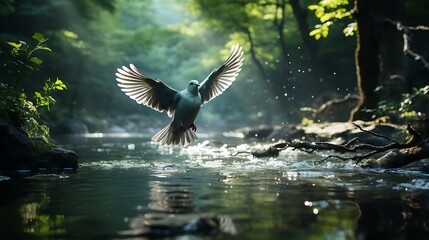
[120,213,237,238]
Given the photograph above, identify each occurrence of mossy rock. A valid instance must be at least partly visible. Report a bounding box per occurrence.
[0,116,78,171]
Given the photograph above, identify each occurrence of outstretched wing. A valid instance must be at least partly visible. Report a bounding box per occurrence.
[116,64,178,117]
[199,44,244,105]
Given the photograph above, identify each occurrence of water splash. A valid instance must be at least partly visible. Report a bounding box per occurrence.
[0,175,10,181]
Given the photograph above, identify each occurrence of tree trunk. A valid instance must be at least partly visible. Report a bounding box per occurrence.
[273,0,290,76]
[289,0,325,93]
[349,0,380,121]
[242,27,269,80]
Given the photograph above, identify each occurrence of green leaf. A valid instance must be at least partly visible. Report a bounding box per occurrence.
[6,41,22,49]
[34,91,41,97]
[30,57,43,65]
[32,32,44,43]
[315,10,325,18]
[308,5,321,11]
[48,96,56,104]
[322,28,329,37]
[320,12,334,22]
[54,78,67,90]
[309,29,320,37]
[35,45,52,52]
[43,82,49,92]
[63,30,78,39]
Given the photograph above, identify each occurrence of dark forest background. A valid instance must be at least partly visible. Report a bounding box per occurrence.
[1,0,428,132]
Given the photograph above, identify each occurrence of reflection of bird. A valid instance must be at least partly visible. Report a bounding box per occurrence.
[116,44,244,147]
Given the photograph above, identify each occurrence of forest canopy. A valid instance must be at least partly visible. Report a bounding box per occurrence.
[1,0,428,130]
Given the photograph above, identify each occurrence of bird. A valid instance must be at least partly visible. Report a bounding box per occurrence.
[115,44,244,147]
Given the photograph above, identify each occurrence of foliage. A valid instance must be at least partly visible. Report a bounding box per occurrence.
[0,32,66,139]
[398,85,429,118]
[369,85,429,120]
[308,0,355,39]
[1,0,428,127]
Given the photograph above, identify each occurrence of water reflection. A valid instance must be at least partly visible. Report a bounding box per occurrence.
[0,179,67,239]
[148,180,195,213]
[20,200,66,236]
[212,171,363,239]
[120,173,237,238]
[356,193,429,239]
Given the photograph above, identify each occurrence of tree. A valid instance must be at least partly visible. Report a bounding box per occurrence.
[349,0,380,121]
[309,0,429,121]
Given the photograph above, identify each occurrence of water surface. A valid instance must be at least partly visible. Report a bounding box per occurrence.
[1,133,429,239]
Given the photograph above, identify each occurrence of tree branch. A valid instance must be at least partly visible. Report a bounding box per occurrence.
[384,18,429,69]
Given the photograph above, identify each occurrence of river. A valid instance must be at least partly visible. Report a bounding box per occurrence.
[1,133,429,239]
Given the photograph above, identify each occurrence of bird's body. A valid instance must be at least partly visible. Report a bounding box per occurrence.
[152,82,202,146]
[116,44,244,147]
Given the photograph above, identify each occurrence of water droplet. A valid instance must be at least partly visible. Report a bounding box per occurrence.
[284,93,288,97]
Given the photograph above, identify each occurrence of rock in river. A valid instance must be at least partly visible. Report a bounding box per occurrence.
[0,115,78,171]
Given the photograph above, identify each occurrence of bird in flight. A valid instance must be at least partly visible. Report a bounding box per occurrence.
[115,44,244,147]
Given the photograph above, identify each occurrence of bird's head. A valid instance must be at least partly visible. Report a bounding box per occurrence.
[187,80,200,94]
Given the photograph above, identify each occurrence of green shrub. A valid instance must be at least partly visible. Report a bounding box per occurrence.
[0,32,66,140]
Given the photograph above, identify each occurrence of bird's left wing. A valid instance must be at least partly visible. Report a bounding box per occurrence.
[199,44,244,105]
[116,64,178,117]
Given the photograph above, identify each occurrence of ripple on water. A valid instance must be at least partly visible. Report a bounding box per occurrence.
[393,178,429,191]
[80,159,151,169]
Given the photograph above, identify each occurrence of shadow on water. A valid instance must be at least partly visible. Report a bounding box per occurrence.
[1,133,429,239]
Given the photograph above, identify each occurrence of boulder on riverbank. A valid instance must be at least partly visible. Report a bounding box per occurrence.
[0,116,78,171]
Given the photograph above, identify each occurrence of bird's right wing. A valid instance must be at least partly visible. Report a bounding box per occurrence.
[116,64,178,117]
[199,44,244,105]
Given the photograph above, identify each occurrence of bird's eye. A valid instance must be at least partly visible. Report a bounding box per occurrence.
[190,82,193,85]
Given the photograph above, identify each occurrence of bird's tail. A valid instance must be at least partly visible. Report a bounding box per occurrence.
[151,122,198,147]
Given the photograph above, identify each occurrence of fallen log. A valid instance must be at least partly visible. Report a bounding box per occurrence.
[248,119,429,169]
